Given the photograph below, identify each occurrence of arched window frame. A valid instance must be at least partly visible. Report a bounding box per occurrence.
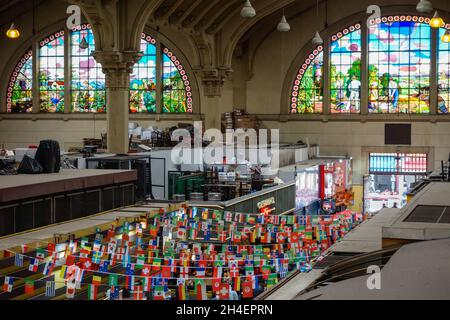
[289,14,446,117]
[2,24,197,115]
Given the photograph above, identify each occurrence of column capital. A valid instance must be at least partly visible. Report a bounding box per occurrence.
[93,50,143,90]
[198,66,233,97]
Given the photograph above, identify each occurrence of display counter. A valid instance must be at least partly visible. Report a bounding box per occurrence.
[189,182,296,215]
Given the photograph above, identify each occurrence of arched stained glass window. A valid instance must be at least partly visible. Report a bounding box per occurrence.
[71,25,106,113]
[368,16,431,114]
[291,46,324,113]
[162,46,192,113]
[130,34,157,113]
[291,15,441,115]
[39,31,65,113]
[6,50,33,113]
[438,26,450,114]
[6,29,193,114]
[330,24,362,113]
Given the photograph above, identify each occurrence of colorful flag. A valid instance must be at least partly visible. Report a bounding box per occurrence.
[108,274,118,286]
[42,260,55,276]
[87,284,97,300]
[45,281,55,297]
[133,285,143,300]
[92,275,102,286]
[177,279,186,300]
[66,282,76,299]
[3,277,13,293]
[36,248,46,260]
[195,280,207,300]
[242,281,253,298]
[218,283,230,300]
[14,253,24,267]
[24,279,34,294]
[28,258,39,272]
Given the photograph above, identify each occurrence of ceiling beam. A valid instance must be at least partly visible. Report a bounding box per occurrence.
[185,0,221,29]
[199,0,238,32]
[173,0,203,26]
[160,0,184,23]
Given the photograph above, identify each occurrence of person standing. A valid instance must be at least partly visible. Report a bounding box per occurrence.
[348,76,361,111]
[389,78,399,112]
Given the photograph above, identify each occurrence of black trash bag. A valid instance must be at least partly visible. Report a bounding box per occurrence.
[35,140,61,173]
[18,155,43,174]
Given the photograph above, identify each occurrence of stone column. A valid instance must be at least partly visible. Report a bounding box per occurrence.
[203,79,224,130]
[201,68,232,130]
[94,51,142,154]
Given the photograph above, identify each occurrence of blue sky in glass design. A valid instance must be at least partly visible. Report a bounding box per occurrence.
[368,21,431,77]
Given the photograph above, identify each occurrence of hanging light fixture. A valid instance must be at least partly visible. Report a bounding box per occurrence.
[311,0,326,45]
[430,10,445,28]
[277,10,290,32]
[312,31,324,45]
[442,29,450,43]
[240,0,256,18]
[416,0,434,13]
[79,36,89,50]
[6,23,20,39]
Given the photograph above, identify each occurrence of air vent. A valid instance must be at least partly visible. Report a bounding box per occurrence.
[404,205,450,224]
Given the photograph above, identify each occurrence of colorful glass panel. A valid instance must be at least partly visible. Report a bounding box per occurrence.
[6,50,33,112]
[368,16,431,114]
[291,46,324,113]
[438,26,450,114]
[130,34,157,113]
[162,47,192,113]
[71,25,106,113]
[39,31,65,112]
[330,24,362,113]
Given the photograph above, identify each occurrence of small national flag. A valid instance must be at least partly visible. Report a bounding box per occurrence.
[177,279,186,300]
[43,260,55,276]
[195,280,207,300]
[218,283,230,300]
[88,284,98,300]
[133,285,144,300]
[153,286,165,300]
[66,282,76,299]
[92,275,102,286]
[28,258,39,272]
[25,279,34,294]
[36,248,46,260]
[14,253,24,267]
[242,281,254,298]
[3,277,13,293]
[109,274,118,286]
[110,286,120,300]
[45,281,56,297]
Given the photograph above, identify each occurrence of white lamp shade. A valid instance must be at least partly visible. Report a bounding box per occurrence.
[277,15,291,32]
[240,0,256,18]
[312,31,323,45]
[416,0,434,13]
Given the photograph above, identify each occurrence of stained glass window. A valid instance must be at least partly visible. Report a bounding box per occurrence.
[330,24,362,113]
[5,30,193,114]
[6,50,33,113]
[71,25,106,113]
[130,34,157,113]
[39,31,65,113]
[368,16,431,114]
[291,47,324,113]
[162,46,192,113]
[438,26,450,114]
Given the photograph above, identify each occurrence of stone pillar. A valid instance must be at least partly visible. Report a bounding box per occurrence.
[94,51,142,154]
[201,68,232,130]
[203,79,224,130]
